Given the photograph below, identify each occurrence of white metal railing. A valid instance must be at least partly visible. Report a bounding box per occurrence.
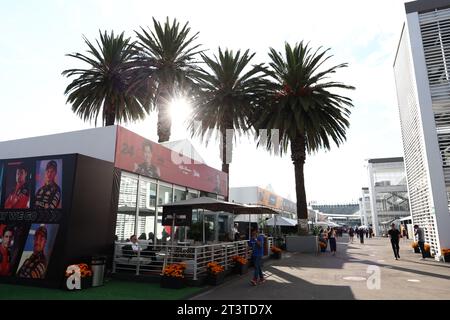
[113,237,274,281]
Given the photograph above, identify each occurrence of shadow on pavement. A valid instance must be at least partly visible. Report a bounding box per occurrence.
[191,262,356,300]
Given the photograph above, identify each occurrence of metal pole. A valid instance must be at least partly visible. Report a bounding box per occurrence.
[171,212,175,263]
[193,247,198,281]
[275,214,277,237]
[203,209,205,244]
[248,213,251,240]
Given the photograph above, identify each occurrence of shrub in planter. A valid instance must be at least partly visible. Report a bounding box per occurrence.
[206,271,225,285]
[441,248,450,262]
[319,241,327,252]
[271,246,282,259]
[232,256,248,275]
[206,262,225,285]
[160,263,186,289]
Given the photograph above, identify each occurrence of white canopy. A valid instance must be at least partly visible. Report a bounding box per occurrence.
[266,216,298,227]
[314,221,340,227]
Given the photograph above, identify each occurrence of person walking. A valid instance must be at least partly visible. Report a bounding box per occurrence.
[414,225,426,260]
[248,229,265,285]
[359,228,364,244]
[328,228,337,255]
[348,227,354,243]
[388,223,401,260]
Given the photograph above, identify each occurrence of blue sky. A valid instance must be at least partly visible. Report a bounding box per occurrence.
[0,0,409,203]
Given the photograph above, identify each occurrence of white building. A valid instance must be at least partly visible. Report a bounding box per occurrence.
[393,0,450,259]
[359,188,371,227]
[229,186,297,224]
[366,158,410,236]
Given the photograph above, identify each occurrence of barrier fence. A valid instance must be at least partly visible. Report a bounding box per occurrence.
[113,237,273,280]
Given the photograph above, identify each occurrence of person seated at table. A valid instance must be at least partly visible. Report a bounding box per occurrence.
[138,233,147,240]
[122,235,141,257]
[141,245,156,261]
[148,232,155,244]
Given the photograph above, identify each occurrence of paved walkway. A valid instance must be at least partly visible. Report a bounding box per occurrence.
[191,236,450,300]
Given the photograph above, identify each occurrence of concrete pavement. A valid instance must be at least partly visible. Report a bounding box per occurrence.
[191,236,450,300]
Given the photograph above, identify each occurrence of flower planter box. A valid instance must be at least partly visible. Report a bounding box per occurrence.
[271,252,282,259]
[320,247,327,253]
[443,255,450,263]
[160,276,185,289]
[413,247,420,253]
[207,272,225,286]
[233,264,248,275]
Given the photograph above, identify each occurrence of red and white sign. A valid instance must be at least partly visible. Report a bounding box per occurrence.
[114,127,228,196]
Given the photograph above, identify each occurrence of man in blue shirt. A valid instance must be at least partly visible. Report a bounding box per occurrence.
[248,229,265,285]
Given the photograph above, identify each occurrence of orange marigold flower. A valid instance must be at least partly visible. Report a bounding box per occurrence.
[271,246,282,253]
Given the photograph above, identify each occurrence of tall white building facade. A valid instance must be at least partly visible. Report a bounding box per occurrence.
[393,0,450,259]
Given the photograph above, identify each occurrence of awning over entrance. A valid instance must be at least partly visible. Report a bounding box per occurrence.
[265,216,297,226]
[314,221,340,228]
[161,197,279,215]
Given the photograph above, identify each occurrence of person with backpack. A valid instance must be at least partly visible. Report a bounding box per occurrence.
[328,228,337,255]
[248,229,265,285]
[348,227,355,243]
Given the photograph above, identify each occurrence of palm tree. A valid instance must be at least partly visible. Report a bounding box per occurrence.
[189,48,270,178]
[62,30,150,126]
[135,17,203,142]
[255,42,354,221]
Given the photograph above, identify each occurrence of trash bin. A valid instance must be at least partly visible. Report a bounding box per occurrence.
[91,256,106,287]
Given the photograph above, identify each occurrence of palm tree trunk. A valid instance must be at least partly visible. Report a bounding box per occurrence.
[157,92,172,142]
[220,125,232,201]
[104,101,115,126]
[291,135,307,223]
[221,128,229,174]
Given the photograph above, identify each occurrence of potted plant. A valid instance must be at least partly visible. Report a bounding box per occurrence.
[424,243,432,258]
[411,241,420,253]
[64,263,93,290]
[271,246,282,259]
[231,256,248,275]
[187,221,212,242]
[441,248,450,262]
[319,241,327,253]
[160,263,186,289]
[206,262,225,285]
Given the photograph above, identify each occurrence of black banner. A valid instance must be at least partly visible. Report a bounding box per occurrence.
[162,206,193,226]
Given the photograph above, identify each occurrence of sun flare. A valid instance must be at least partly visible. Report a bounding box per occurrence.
[169,97,192,124]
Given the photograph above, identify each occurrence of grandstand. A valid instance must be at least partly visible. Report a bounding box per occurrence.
[311,204,360,215]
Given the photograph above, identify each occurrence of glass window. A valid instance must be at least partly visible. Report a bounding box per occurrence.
[373,166,406,186]
[187,189,199,199]
[115,173,138,241]
[218,214,229,241]
[204,213,216,242]
[200,191,217,199]
[174,187,187,202]
[138,179,157,243]
[156,183,173,241]
[158,184,173,205]
[375,191,409,214]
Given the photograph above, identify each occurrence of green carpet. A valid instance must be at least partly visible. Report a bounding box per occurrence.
[0,278,204,300]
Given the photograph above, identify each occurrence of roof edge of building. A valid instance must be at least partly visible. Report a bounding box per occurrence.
[405,0,450,14]
[367,157,404,164]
